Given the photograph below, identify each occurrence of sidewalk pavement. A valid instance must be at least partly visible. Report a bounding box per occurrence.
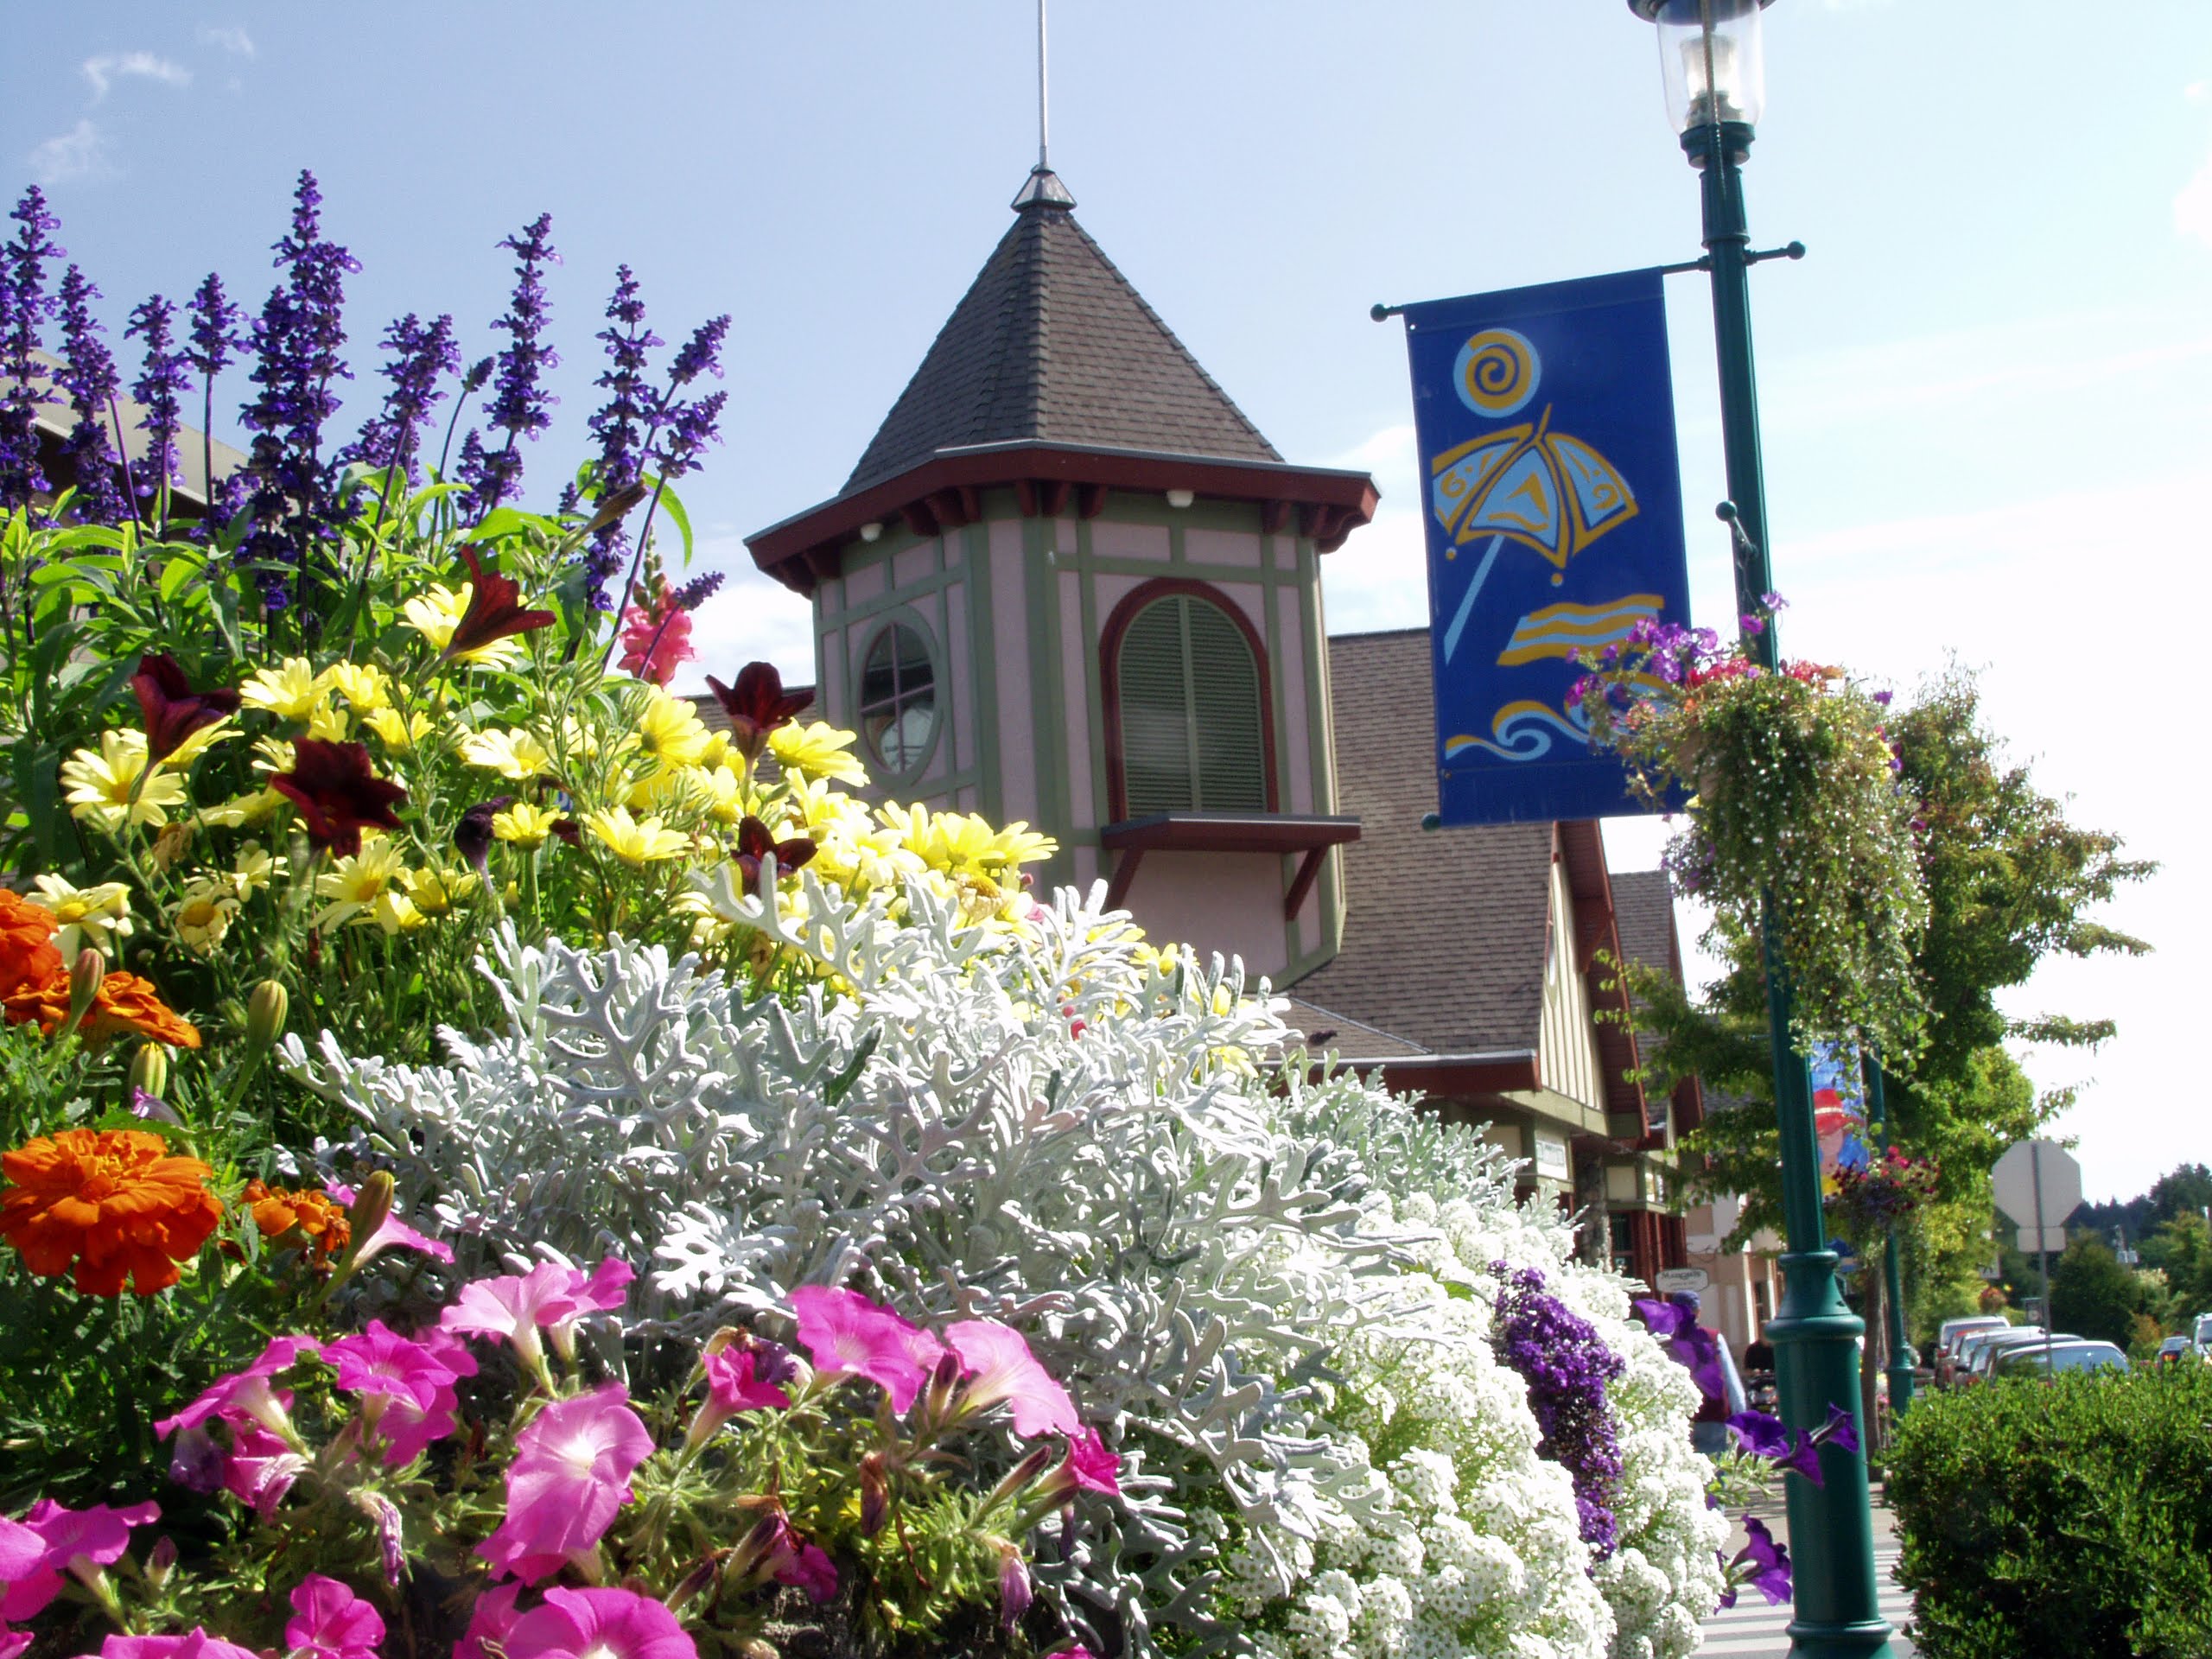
[1696,1491,1914,1657]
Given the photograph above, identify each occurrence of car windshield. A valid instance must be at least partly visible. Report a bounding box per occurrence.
[2001,1344,2123,1374]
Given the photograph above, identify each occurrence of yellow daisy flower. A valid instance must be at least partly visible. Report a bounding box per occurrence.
[634,686,711,767]
[403,582,523,669]
[28,874,134,957]
[491,800,564,849]
[769,721,868,787]
[173,881,239,954]
[371,890,427,934]
[363,707,435,750]
[197,787,288,830]
[582,806,689,868]
[316,661,391,712]
[239,658,323,721]
[252,735,296,775]
[160,715,238,770]
[399,863,476,918]
[231,841,283,896]
[459,727,552,782]
[62,730,188,831]
[304,699,351,741]
[313,836,406,931]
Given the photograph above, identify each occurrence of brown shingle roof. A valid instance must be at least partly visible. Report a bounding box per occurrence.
[842,193,1281,495]
[1288,628,1554,1054]
[1608,868,1682,983]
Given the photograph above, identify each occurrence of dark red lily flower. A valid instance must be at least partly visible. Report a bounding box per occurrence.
[705,662,810,762]
[130,653,241,763]
[453,796,514,874]
[734,815,816,888]
[443,545,555,661]
[271,740,409,856]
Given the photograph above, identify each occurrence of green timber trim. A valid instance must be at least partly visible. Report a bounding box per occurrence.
[1077,518,1109,869]
[1297,535,1343,960]
[961,524,1002,823]
[1022,515,1076,893]
[1262,529,1300,961]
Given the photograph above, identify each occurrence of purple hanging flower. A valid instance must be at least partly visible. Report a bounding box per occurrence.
[0,186,66,514]
[127,296,188,507]
[339,312,459,486]
[1492,1263,1627,1556]
[53,266,130,526]
[1717,1515,1792,1608]
[469,213,560,516]
[238,171,359,607]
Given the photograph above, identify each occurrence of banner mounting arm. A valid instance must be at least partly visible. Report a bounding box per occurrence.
[1375,245,1799,319]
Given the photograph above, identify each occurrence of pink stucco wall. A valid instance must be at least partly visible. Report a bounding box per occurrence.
[1122,850,1289,983]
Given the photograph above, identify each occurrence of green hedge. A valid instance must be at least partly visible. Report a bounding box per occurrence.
[1886,1365,2212,1658]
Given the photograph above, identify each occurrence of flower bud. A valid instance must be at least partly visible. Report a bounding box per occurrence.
[995,1540,1033,1630]
[859,1450,891,1535]
[665,1555,721,1611]
[67,947,105,1029]
[347,1169,395,1255]
[144,1535,176,1592]
[245,979,289,1049]
[128,1042,170,1100]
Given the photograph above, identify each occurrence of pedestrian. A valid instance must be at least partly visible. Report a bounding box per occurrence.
[1676,1290,1747,1459]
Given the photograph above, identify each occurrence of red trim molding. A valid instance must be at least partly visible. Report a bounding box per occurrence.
[1098,577,1283,827]
[1099,810,1359,912]
[747,442,1381,594]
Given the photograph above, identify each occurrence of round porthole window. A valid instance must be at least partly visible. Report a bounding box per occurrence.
[858,621,938,774]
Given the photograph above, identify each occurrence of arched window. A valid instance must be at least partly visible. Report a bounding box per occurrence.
[1107,584,1273,817]
[857,620,938,775]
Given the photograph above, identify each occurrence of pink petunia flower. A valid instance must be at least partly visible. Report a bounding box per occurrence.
[478,1385,655,1584]
[323,1321,479,1414]
[730,1510,838,1605]
[442,1260,633,1370]
[1057,1426,1122,1497]
[284,1573,385,1659]
[454,1582,524,1659]
[153,1336,319,1441]
[944,1320,1080,1437]
[101,1630,261,1659]
[683,1344,791,1450]
[0,1513,60,1622]
[223,1421,308,1520]
[0,1630,29,1659]
[22,1499,160,1591]
[505,1586,698,1659]
[788,1286,944,1414]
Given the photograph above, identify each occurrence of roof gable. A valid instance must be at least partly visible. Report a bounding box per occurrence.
[843,194,1281,495]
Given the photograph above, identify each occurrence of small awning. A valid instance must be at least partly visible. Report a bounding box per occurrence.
[1100,810,1360,917]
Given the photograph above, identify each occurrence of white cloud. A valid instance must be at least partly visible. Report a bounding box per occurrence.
[2177,148,2212,249]
[29,119,115,184]
[81,51,191,102]
[665,550,817,696]
[198,24,255,57]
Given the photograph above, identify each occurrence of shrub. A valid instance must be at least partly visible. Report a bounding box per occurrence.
[1886,1365,2212,1658]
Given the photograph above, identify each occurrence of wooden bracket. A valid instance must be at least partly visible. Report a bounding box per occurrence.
[1104,846,1142,910]
[1283,844,1330,919]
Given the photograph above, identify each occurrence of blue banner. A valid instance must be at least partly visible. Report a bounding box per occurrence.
[1401,269,1691,824]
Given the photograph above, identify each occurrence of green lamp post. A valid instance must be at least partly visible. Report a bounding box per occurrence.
[1624,2,1896,1653]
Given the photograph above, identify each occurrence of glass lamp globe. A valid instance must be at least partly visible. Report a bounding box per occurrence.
[1628,0,1775,135]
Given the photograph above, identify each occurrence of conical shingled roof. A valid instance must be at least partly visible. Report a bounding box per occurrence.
[842,183,1281,495]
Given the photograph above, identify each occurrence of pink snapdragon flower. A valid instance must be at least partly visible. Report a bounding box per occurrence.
[153,1336,319,1442]
[478,1384,655,1584]
[101,1630,260,1659]
[0,1513,60,1621]
[617,603,696,687]
[284,1573,385,1659]
[505,1586,698,1659]
[788,1286,944,1414]
[442,1260,634,1370]
[454,1582,524,1659]
[944,1320,1079,1437]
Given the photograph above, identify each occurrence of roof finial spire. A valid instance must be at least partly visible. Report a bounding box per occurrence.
[1012,0,1075,211]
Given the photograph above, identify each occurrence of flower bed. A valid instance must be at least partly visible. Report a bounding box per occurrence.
[1,178,1741,1659]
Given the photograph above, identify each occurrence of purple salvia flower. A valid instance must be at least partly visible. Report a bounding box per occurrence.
[671,569,723,611]
[582,264,660,608]
[54,266,130,526]
[651,386,725,484]
[669,313,728,387]
[339,311,459,487]
[470,212,560,515]
[0,186,66,514]
[1492,1262,1627,1556]
[453,427,489,506]
[127,296,188,508]
[238,171,359,607]
[186,272,247,536]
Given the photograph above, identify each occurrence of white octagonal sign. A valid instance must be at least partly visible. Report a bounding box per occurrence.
[1992,1140,2082,1234]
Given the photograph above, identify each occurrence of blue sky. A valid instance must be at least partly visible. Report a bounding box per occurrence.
[11,3,2212,1202]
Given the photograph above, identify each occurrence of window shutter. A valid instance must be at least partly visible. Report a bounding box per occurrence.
[1116,594,1267,817]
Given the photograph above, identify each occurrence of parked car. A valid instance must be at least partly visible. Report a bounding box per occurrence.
[2154,1334,2195,1367]
[1950,1325,2034,1384]
[1992,1340,2127,1378]
[1935,1315,2011,1387]
[1962,1328,2079,1385]
[2195,1312,2212,1355]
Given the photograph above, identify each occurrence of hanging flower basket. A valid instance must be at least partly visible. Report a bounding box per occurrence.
[1828,1147,1942,1245]
[1573,609,1929,1055]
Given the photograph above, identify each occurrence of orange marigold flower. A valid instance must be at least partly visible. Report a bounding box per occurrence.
[0,1128,223,1295]
[0,888,63,999]
[3,968,201,1049]
[242,1179,352,1268]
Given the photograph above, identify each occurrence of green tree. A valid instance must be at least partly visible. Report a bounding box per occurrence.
[1627,667,2152,1362]
[2144,1210,2212,1324]
[2049,1236,2143,1347]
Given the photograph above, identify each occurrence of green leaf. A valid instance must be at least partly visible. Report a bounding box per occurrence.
[655,482,694,564]
[156,550,207,605]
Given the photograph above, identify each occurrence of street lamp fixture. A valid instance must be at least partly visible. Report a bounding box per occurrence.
[1627,2,1897,1655]
[1632,0,1772,137]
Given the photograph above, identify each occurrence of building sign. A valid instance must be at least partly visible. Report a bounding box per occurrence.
[1395,270,1693,824]
[1533,1131,1570,1180]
